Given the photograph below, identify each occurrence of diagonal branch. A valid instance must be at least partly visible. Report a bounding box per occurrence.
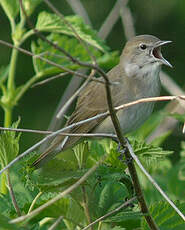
[82,196,137,230]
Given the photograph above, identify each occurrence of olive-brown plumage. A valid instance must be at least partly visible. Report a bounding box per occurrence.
[32,35,172,168]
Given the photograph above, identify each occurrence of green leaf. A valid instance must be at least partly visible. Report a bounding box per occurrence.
[21,0,42,16]
[35,12,109,52]
[129,137,173,158]
[0,213,22,230]
[141,201,185,230]
[0,65,9,86]
[0,119,21,167]
[0,0,19,21]
[31,33,118,75]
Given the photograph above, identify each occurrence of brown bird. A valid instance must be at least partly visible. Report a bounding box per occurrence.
[32,35,172,168]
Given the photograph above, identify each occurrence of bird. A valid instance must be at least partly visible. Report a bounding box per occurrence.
[32,34,172,168]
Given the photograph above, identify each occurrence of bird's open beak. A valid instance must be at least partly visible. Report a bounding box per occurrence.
[152,40,172,68]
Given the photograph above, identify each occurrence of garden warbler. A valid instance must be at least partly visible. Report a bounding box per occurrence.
[32,35,172,168]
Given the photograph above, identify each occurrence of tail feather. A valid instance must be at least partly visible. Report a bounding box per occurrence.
[31,136,69,168]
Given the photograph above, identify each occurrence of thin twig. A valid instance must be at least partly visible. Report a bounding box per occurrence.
[119,0,135,39]
[81,186,93,230]
[56,69,96,119]
[48,216,63,230]
[126,139,185,221]
[10,156,105,224]
[42,0,97,64]
[28,191,43,214]
[82,197,137,230]
[66,0,92,26]
[0,39,104,84]
[31,72,68,88]
[98,0,121,39]
[7,170,21,216]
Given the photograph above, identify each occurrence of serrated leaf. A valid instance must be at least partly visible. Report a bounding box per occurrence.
[36,12,109,52]
[97,182,128,216]
[0,119,21,167]
[129,137,173,158]
[31,33,118,75]
[0,0,19,21]
[141,201,185,230]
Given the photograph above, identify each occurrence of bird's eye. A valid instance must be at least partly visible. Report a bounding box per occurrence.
[140,44,147,50]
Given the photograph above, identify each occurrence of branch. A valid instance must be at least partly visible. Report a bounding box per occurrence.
[66,0,92,26]
[0,39,104,84]
[82,197,137,230]
[7,170,21,216]
[56,69,96,119]
[98,0,121,39]
[125,139,185,221]
[48,216,63,230]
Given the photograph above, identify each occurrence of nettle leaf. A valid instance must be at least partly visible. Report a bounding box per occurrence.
[36,12,109,52]
[28,147,90,191]
[0,119,21,167]
[0,0,19,21]
[129,137,173,158]
[32,193,85,226]
[141,201,185,230]
[31,33,118,75]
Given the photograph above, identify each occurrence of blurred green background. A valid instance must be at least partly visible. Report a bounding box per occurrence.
[0,0,184,152]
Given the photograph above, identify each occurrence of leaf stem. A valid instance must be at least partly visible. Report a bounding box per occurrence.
[7,46,18,93]
[4,107,12,128]
[0,172,7,194]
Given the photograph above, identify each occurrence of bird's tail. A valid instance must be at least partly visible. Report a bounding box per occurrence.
[31,136,69,169]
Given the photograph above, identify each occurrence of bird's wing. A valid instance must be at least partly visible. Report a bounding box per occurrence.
[32,65,125,168]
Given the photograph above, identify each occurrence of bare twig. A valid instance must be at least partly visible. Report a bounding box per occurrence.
[126,139,185,221]
[56,69,96,119]
[0,39,104,84]
[48,216,63,230]
[82,196,137,230]
[28,191,43,214]
[66,0,92,26]
[42,0,97,64]
[119,0,135,39]
[32,72,68,88]
[98,0,121,39]
[7,170,21,216]
[81,186,92,229]
[10,156,105,224]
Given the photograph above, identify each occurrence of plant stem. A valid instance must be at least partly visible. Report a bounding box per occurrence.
[7,169,21,216]
[8,47,18,93]
[0,172,7,194]
[81,186,93,230]
[4,107,12,128]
